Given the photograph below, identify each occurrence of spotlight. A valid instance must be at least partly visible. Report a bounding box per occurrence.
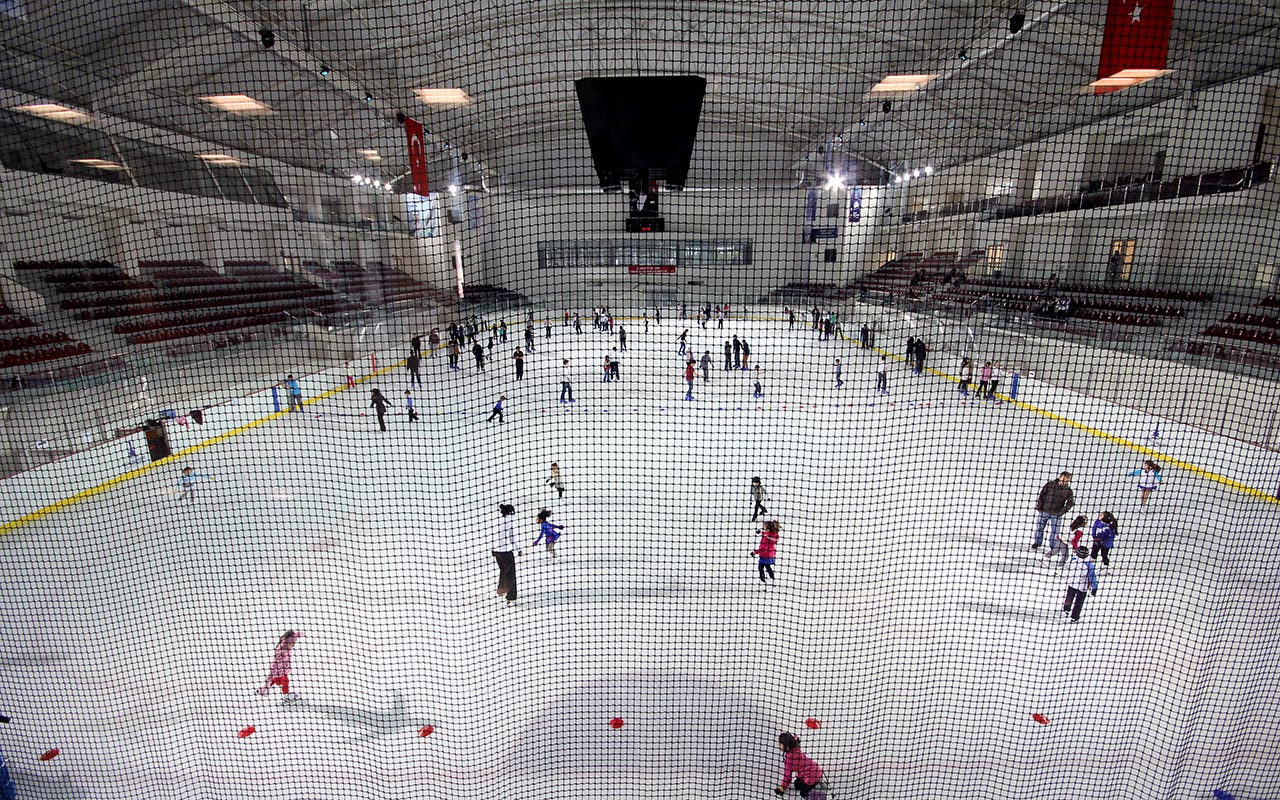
[320,65,330,77]
[352,174,362,183]
[363,93,374,103]
[858,118,866,127]
[882,100,892,113]
[448,184,459,196]
[824,171,846,191]
[1009,11,1024,34]
[958,49,968,61]
[259,28,275,48]
[893,175,903,184]
[924,165,935,176]
[911,169,921,178]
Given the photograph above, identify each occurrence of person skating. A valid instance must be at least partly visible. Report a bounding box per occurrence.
[684,359,696,400]
[472,342,486,371]
[1089,511,1118,566]
[700,351,712,382]
[1032,472,1074,551]
[533,508,564,557]
[619,326,628,351]
[257,630,304,703]
[448,341,461,371]
[724,340,733,371]
[678,329,689,355]
[411,334,421,358]
[427,328,440,356]
[958,357,973,397]
[560,359,575,403]
[1061,546,1099,623]
[740,338,751,370]
[978,361,993,398]
[513,347,525,381]
[1126,460,1163,507]
[284,375,303,412]
[1054,514,1090,567]
[775,732,825,797]
[753,519,780,586]
[752,366,764,399]
[876,356,888,394]
[176,466,212,503]
[487,395,507,423]
[404,390,419,422]
[406,352,423,388]
[493,504,520,605]
[524,325,535,353]
[548,462,565,499]
[370,388,391,431]
[750,476,769,521]
[609,350,621,382]
[834,358,844,388]
[913,339,927,375]
[732,335,742,369]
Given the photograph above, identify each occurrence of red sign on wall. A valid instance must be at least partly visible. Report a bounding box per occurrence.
[404,116,430,196]
[628,265,676,275]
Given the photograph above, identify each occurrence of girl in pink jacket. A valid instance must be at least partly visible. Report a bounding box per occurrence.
[257,630,303,702]
[775,731,824,796]
[752,520,780,585]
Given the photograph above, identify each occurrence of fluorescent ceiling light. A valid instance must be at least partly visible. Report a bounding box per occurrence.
[1086,69,1172,92]
[200,94,273,115]
[870,74,937,94]
[197,153,244,166]
[360,149,382,161]
[414,88,473,107]
[13,103,92,123]
[69,158,127,171]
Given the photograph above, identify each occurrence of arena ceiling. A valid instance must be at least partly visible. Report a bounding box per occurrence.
[1,0,1280,201]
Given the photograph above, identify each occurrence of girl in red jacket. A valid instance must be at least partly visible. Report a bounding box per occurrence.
[775,731,824,796]
[753,520,780,585]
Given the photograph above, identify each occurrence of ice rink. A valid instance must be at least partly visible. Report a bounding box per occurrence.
[2,315,1278,800]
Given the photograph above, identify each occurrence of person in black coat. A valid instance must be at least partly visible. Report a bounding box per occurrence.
[472,342,485,370]
[370,389,391,432]
[513,347,525,380]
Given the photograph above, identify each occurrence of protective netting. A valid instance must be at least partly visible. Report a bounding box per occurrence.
[2,2,1280,799]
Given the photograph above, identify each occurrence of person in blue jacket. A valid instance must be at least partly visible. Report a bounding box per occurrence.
[1089,511,1118,566]
[285,375,303,412]
[533,508,565,557]
[1062,545,1099,622]
[1126,460,1163,507]
[177,466,213,503]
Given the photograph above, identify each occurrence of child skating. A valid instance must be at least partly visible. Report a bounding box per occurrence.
[1126,460,1162,507]
[533,509,565,557]
[775,731,825,797]
[750,476,769,521]
[834,358,843,388]
[753,520,780,587]
[1090,511,1119,566]
[1054,514,1089,567]
[257,630,304,703]
[752,366,764,399]
[176,467,212,504]
[1062,546,1099,623]
[548,462,565,499]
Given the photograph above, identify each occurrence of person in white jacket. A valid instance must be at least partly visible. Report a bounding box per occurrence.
[1062,546,1099,623]
[492,504,521,605]
[559,359,575,403]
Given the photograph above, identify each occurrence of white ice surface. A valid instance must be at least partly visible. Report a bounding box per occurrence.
[2,319,1279,800]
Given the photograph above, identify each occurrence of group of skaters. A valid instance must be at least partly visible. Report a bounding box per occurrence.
[1029,460,1163,623]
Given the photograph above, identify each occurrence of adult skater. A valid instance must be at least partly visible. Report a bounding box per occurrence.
[609,350,621,381]
[834,358,844,388]
[411,334,422,358]
[428,328,440,356]
[753,519,779,586]
[602,355,614,383]
[559,360,575,403]
[619,325,628,351]
[724,340,733,371]
[1032,471,1075,551]
[1062,546,1099,623]
[487,395,507,423]
[404,390,419,422]
[750,476,769,521]
[655,307,662,326]
[977,361,993,398]
[448,341,461,371]
[1089,511,1118,566]
[860,323,870,348]
[988,362,1004,400]
[700,351,712,382]
[370,388,391,432]
[741,338,751,370]
[788,308,797,328]
[472,341,485,371]
[678,329,689,355]
[513,347,525,381]
[875,356,888,394]
[493,505,519,605]
[524,325,535,353]
[958,357,973,397]
[684,359,697,400]
[913,339,927,375]
[533,508,564,557]
[775,732,824,797]
[284,375,303,412]
[1126,460,1163,506]
[407,352,423,388]
[176,466,212,504]
[732,335,742,369]
[257,630,303,703]
[548,462,565,499]
[906,336,916,361]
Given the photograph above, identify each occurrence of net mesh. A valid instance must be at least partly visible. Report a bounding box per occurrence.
[1,2,1279,799]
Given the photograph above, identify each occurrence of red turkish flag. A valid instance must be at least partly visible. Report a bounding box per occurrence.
[404,116,430,196]
[1096,0,1175,94]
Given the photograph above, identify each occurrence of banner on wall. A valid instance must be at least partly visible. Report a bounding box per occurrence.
[405,193,440,238]
[403,116,430,196]
[1095,0,1174,94]
[848,188,862,223]
[628,265,676,275]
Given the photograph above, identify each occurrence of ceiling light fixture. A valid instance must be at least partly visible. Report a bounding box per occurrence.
[364,93,374,103]
[359,149,382,161]
[958,49,968,61]
[69,158,127,171]
[870,74,938,94]
[320,65,330,78]
[260,28,275,48]
[414,88,473,107]
[824,172,846,191]
[197,153,243,166]
[13,103,91,124]
[882,100,892,113]
[1009,11,1025,34]
[200,94,273,115]
[924,165,935,176]
[1086,69,1173,93]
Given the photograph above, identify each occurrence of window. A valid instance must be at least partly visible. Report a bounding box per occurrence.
[823,248,838,263]
[1108,240,1136,282]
